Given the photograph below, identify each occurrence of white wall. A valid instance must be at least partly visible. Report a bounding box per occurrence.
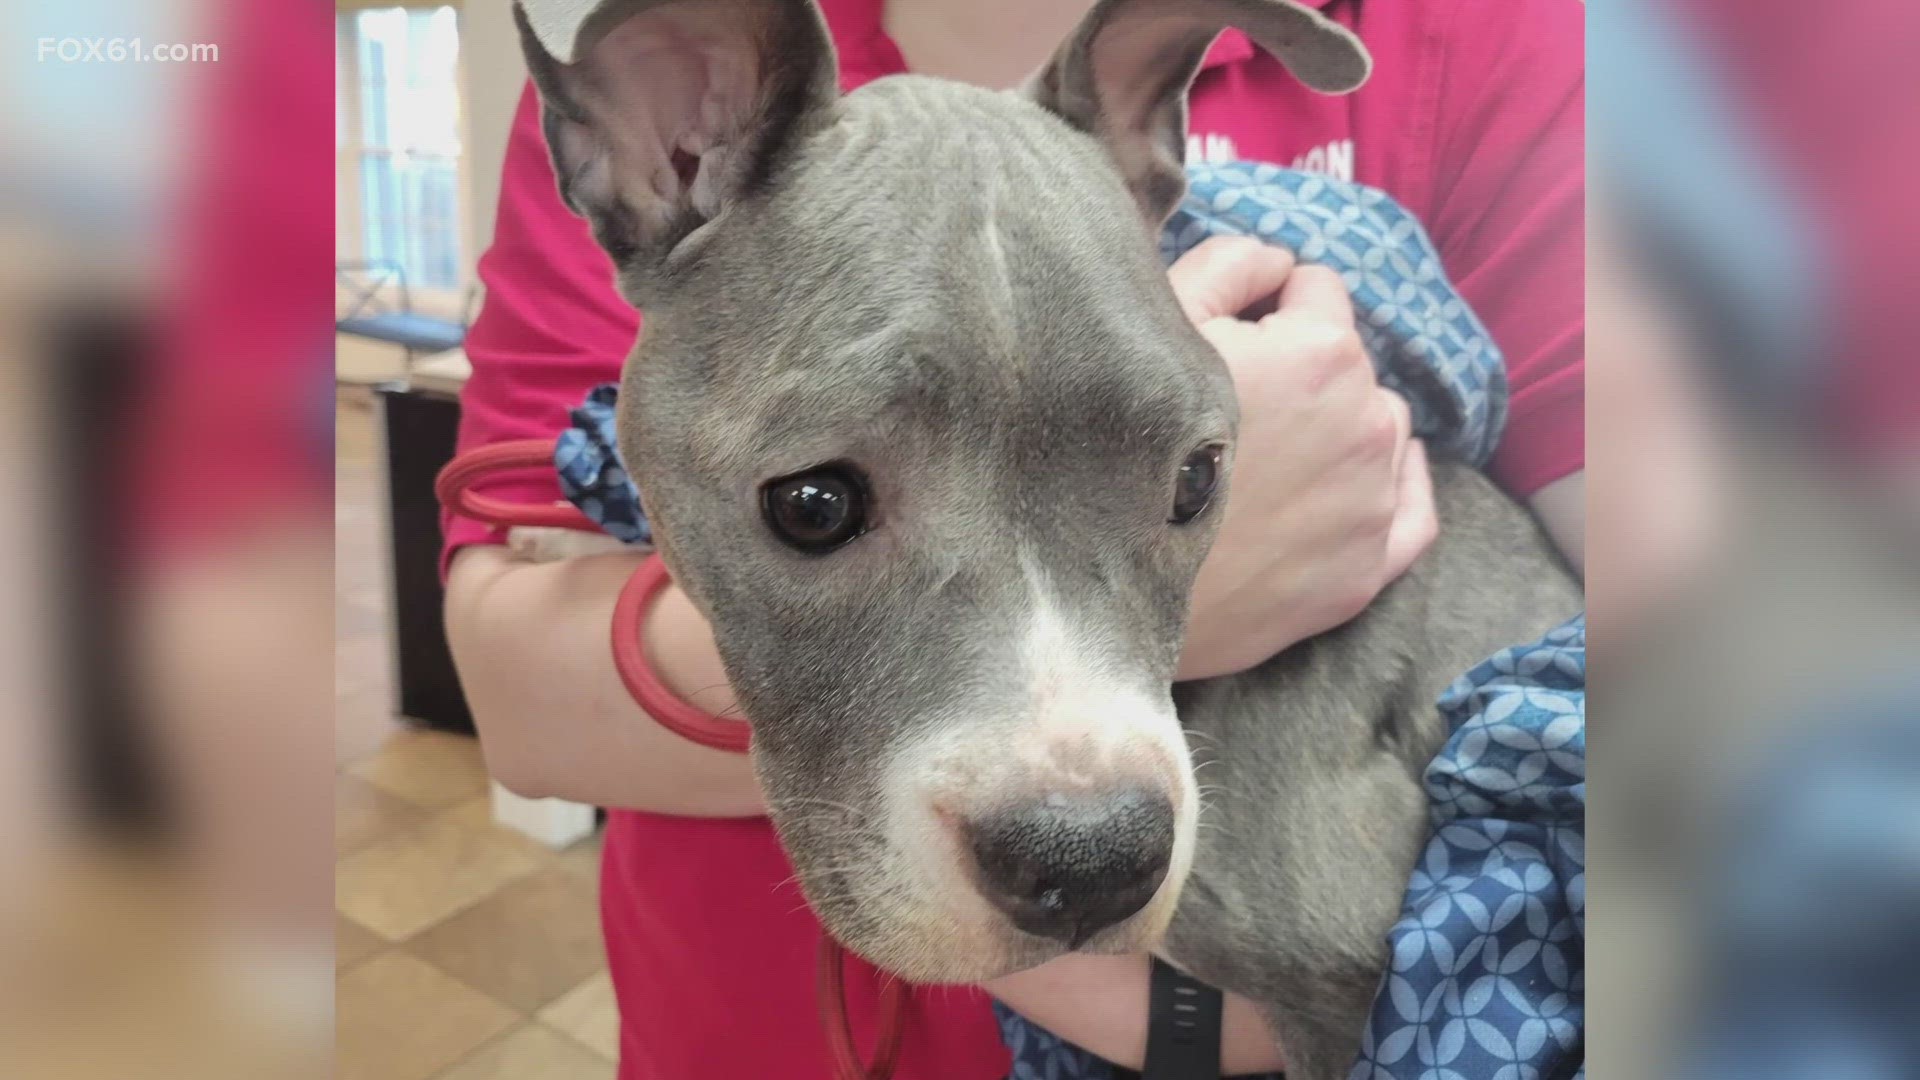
[459,0,528,275]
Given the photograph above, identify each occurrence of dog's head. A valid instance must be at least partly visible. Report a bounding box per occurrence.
[515,0,1368,981]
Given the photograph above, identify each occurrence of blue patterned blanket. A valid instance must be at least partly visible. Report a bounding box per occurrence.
[553,162,1586,1080]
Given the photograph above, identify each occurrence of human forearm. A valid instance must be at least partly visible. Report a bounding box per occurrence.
[444,545,762,816]
[986,954,1285,1074]
[1529,470,1586,575]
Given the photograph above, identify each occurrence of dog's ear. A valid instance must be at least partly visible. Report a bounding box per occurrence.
[1029,0,1370,225]
[513,0,838,267]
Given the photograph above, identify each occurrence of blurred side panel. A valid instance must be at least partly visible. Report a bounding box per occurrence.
[0,2,333,1078]
[1590,0,1920,1076]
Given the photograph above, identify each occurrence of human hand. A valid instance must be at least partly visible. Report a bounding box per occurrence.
[1169,237,1437,681]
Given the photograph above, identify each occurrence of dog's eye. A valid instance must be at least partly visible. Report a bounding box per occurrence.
[1170,445,1222,525]
[762,464,870,553]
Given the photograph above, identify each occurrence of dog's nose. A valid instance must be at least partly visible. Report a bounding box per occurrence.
[962,788,1175,948]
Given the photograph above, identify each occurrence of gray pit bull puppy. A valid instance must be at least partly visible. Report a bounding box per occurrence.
[511,0,1582,1074]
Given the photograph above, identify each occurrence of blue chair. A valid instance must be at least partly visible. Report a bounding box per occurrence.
[336,260,476,371]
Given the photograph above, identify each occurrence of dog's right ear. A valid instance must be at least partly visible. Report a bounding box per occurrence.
[513,0,838,268]
[1029,0,1369,226]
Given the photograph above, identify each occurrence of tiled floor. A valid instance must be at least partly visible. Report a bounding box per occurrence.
[335,388,617,1080]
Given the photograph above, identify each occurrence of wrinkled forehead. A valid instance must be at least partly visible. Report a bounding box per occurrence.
[698,309,1227,477]
[655,79,1231,474]
[690,78,1170,312]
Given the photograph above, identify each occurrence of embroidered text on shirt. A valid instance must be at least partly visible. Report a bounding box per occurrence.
[1185,132,1240,164]
[1290,138,1355,181]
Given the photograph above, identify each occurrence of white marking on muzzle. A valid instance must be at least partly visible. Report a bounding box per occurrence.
[1018,557,1194,780]
[869,555,1201,967]
[1015,551,1200,935]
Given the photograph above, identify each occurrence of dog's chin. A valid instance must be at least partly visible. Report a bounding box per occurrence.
[831,920,1165,984]
[812,873,1185,985]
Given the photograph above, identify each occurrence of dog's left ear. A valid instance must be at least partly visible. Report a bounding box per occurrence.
[1029,0,1370,225]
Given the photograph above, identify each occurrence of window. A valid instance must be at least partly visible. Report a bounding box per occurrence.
[337,6,464,292]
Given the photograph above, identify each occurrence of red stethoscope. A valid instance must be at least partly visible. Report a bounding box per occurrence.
[437,440,906,1080]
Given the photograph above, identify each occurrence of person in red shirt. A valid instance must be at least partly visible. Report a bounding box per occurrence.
[442,0,1584,1076]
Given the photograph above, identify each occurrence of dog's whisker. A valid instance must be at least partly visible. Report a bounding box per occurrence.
[774,795,870,817]
[772,808,888,840]
[676,682,741,713]
[787,877,917,918]
[775,861,889,885]
[772,807,881,827]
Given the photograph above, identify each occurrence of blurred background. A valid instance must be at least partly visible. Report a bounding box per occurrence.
[4,2,612,1079]
[1588,1,1920,1077]
[2,0,334,1076]
[0,0,1915,1078]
